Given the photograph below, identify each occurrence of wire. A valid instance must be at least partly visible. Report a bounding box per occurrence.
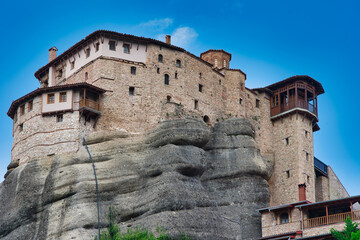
[83,130,101,240]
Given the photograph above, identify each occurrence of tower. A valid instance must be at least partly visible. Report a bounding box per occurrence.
[265,76,325,205]
[200,49,231,69]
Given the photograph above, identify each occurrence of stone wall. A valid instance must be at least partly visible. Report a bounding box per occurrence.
[328,166,349,200]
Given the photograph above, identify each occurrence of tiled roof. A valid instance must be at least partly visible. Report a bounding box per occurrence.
[200,49,232,60]
[264,75,325,95]
[7,83,106,118]
[34,30,224,79]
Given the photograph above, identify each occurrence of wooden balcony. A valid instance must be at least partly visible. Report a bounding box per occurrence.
[80,98,100,111]
[304,210,360,228]
[270,99,317,117]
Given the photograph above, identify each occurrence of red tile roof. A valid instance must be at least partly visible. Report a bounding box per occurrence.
[34,30,226,79]
[200,49,232,60]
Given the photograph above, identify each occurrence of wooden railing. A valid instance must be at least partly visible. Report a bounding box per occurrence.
[304,210,360,228]
[79,98,100,111]
[271,99,317,117]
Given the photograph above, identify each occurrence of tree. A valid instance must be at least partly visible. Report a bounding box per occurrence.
[331,217,360,240]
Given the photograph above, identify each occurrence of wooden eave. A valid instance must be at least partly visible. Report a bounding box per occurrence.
[7,83,105,119]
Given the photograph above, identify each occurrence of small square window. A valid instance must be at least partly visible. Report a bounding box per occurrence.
[199,84,203,92]
[286,170,290,178]
[199,73,202,78]
[59,92,67,102]
[306,152,310,161]
[95,42,100,52]
[123,43,130,54]
[176,59,181,67]
[70,60,75,70]
[194,99,198,109]
[109,40,116,51]
[175,72,178,79]
[20,105,25,115]
[239,98,242,104]
[57,114,63,122]
[129,87,135,96]
[48,93,55,104]
[167,96,171,102]
[157,68,160,74]
[131,66,136,75]
[58,69,63,78]
[86,48,90,58]
[19,123,23,132]
[305,130,308,138]
[285,137,289,145]
[256,99,260,108]
[28,100,33,112]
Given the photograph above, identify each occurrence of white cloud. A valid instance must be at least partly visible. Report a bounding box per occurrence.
[139,18,173,32]
[165,27,198,48]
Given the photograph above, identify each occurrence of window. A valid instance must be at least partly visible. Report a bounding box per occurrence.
[199,73,202,78]
[59,92,67,102]
[175,72,178,79]
[19,123,23,132]
[167,96,171,102]
[70,60,75,70]
[223,60,227,68]
[109,40,116,51]
[131,66,136,75]
[157,68,160,74]
[176,59,181,67]
[20,105,25,115]
[123,43,130,53]
[214,59,218,68]
[158,54,163,62]
[280,213,289,224]
[286,170,290,178]
[129,87,135,96]
[199,84,203,92]
[28,100,33,112]
[85,72,88,80]
[219,79,221,85]
[203,115,210,123]
[86,48,90,58]
[194,99,198,109]
[57,114,63,122]
[164,74,169,85]
[305,130,308,138]
[256,99,260,108]
[239,98,242,104]
[306,152,310,161]
[95,42,100,52]
[47,93,55,104]
[58,69,63,78]
[285,137,289,145]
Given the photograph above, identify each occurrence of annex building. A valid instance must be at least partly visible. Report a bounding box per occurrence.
[6,30,359,239]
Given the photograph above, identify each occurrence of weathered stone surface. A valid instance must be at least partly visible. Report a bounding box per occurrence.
[0,118,273,240]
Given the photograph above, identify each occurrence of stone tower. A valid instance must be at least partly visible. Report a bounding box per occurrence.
[264,76,325,205]
[200,49,231,69]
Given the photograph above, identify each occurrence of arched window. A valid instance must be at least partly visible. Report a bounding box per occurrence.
[214,59,218,68]
[164,74,169,85]
[223,60,227,68]
[280,213,289,224]
[158,54,163,62]
[167,96,171,102]
[176,59,181,67]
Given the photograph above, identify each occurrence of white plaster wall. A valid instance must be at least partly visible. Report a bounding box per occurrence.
[102,38,147,63]
[64,37,147,79]
[42,90,73,113]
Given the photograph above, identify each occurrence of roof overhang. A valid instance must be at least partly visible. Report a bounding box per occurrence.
[296,195,360,210]
[7,83,106,119]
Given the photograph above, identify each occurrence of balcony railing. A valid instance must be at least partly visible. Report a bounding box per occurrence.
[79,98,100,111]
[314,157,328,176]
[303,210,360,228]
[271,99,317,117]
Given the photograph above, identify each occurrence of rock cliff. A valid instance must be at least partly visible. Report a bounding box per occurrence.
[0,118,273,240]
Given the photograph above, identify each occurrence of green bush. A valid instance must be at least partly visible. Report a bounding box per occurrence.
[331,217,360,240]
[95,208,192,240]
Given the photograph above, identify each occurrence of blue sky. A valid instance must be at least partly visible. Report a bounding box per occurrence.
[0,0,359,196]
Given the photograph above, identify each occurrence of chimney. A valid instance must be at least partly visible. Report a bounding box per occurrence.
[298,183,307,201]
[165,35,171,45]
[49,47,58,62]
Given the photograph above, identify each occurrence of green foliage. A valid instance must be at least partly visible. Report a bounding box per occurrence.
[95,207,192,240]
[331,217,360,240]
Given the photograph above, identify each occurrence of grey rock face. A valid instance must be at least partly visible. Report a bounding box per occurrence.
[0,118,273,240]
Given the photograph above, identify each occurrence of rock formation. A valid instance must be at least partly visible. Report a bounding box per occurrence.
[0,118,273,240]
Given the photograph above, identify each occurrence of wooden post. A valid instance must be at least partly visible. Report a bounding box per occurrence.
[326,206,329,224]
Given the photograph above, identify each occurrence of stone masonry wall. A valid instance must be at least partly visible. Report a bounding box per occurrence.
[261,208,302,237]
[328,166,349,200]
